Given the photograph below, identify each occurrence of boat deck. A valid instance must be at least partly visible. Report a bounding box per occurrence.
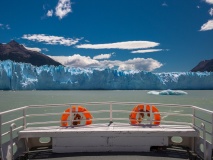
[18,123,200,160]
[1,102,212,160]
[26,147,201,160]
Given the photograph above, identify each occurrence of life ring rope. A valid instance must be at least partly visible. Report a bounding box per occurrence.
[129,104,161,125]
[61,106,92,127]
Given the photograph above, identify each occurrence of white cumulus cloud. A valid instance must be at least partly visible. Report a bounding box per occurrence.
[205,0,213,4]
[49,54,100,68]
[42,48,49,52]
[5,25,10,30]
[47,10,53,17]
[200,19,213,31]
[49,54,162,71]
[23,45,42,52]
[55,0,72,19]
[131,49,163,54]
[23,45,49,52]
[93,53,113,60]
[0,23,10,30]
[162,2,168,7]
[115,58,162,71]
[209,8,213,16]
[22,34,81,46]
[76,41,159,50]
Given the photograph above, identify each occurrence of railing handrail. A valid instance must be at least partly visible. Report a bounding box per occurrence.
[0,106,28,115]
[1,102,213,145]
[1,102,213,126]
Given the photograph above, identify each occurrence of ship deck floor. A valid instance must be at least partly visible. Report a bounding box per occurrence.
[25,146,201,160]
[17,123,200,159]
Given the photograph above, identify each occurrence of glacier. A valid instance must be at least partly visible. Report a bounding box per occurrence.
[0,60,213,90]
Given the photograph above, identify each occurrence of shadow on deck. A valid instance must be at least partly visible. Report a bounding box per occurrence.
[17,145,201,160]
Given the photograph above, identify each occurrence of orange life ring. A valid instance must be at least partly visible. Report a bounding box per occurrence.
[129,104,161,125]
[61,106,92,127]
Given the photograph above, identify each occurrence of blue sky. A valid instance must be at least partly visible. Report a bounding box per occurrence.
[0,0,213,72]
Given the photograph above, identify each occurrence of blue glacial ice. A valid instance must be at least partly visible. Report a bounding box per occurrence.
[0,60,213,90]
[147,90,188,95]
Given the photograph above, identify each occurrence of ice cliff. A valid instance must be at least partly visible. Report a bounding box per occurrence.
[0,60,213,90]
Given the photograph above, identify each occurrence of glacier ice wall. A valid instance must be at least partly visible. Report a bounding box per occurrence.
[0,60,213,90]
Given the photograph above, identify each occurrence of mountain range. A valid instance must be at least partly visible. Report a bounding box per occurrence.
[0,40,61,66]
[191,59,213,72]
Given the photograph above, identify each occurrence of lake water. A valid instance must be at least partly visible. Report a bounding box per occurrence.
[0,90,213,111]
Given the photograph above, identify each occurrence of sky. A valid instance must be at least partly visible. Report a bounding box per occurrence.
[0,0,213,72]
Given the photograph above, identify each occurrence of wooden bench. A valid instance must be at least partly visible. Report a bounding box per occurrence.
[18,123,199,153]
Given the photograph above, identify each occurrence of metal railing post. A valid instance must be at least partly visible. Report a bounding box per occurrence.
[201,123,207,160]
[150,105,153,125]
[0,114,2,159]
[70,106,73,127]
[191,107,195,151]
[23,108,26,129]
[10,123,16,160]
[211,113,213,150]
[110,103,113,123]
[192,107,195,126]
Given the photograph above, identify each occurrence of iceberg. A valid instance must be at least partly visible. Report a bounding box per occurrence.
[0,60,213,90]
[147,91,160,95]
[147,90,188,95]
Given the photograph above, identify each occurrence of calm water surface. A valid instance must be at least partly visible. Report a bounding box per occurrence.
[0,90,213,111]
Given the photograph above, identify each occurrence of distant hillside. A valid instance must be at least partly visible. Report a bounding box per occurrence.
[191,59,213,72]
[0,40,62,66]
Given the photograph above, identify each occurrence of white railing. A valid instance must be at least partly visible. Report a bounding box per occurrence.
[0,101,213,160]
